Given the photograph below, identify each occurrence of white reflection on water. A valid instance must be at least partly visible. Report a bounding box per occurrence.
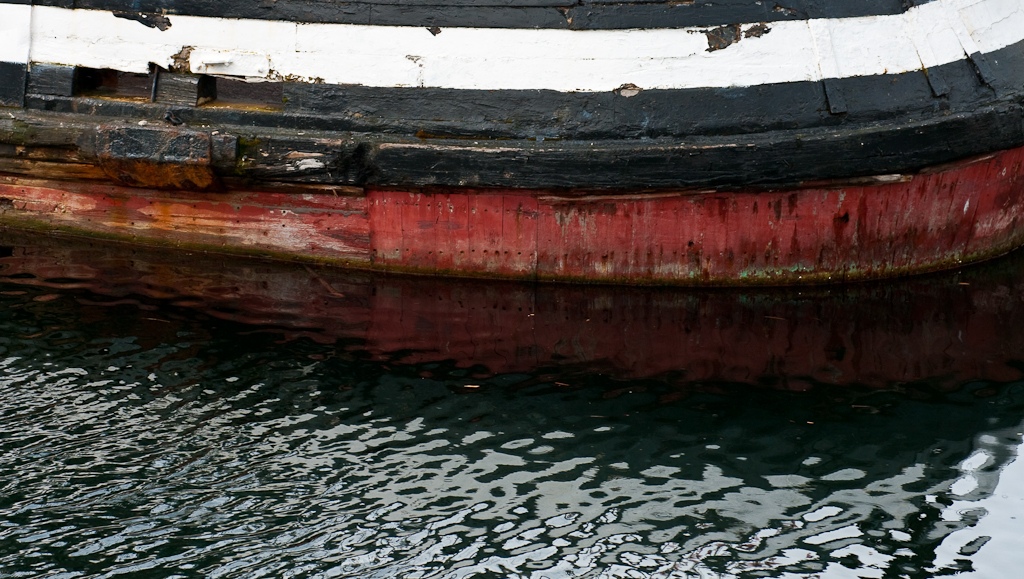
[932,435,1024,577]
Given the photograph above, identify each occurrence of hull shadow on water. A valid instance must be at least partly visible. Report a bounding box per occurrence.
[0,231,1022,578]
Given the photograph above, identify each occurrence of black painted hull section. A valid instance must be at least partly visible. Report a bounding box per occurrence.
[4,99,1022,190]
[28,0,933,29]
[0,0,1021,191]
[0,62,26,108]
[4,33,1021,190]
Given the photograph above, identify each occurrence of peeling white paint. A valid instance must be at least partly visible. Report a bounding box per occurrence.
[189,49,270,78]
[8,0,1024,92]
[293,159,326,171]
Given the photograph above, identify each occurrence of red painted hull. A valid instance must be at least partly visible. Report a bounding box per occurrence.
[1,145,1023,284]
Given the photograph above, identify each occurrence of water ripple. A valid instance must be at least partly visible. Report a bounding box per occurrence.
[0,238,1023,578]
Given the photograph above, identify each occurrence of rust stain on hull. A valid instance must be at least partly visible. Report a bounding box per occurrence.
[0,145,1023,285]
[368,147,1024,284]
[95,125,223,191]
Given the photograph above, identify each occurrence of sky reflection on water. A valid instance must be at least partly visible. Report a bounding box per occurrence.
[0,234,1023,578]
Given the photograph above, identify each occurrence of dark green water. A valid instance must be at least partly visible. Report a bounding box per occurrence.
[1,233,1023,578]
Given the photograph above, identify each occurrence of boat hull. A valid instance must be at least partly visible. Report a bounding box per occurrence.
[1,143,1023,285]
[3,1,1024,284]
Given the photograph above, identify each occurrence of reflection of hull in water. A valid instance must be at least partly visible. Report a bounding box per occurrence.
[0,231,1022,388]
[3,323,1017,578]
[0,232,1022,577]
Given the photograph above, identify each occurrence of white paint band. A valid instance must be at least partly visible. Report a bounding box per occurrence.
[4,0,1023,92]
[0,3,30,65]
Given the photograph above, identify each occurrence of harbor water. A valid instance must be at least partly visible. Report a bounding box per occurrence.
[0,231,1023,578]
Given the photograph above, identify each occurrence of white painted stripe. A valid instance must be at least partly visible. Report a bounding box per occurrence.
[0,4,31,64]
[807,19,842,81]
[22,0,1024,93]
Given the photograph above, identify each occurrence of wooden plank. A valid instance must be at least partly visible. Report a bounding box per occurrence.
[0,62,26,108]
[0,158,108,181]
[435,192,466,272]
[498,194,538,276]
[26,64,76,97]
[0,176,371,263]
[154,73,215,106]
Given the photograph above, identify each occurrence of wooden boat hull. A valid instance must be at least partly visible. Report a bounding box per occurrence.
[2,0,1024,284]
[1,143,1023,284]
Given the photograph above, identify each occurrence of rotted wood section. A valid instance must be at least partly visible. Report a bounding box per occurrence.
[1,144,1023,285]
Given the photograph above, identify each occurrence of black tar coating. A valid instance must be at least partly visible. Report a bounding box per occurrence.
[14,0,935,29]
[4,23,1023,191]
[8,100,1023,190]
[22,39,1022,143]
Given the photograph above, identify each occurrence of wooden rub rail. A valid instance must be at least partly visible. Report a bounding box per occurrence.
[1,143,1023,285]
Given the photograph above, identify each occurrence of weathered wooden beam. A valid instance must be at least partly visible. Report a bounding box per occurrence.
[0,62,26,108]
[154,72,216,107]
[93,125,221,191]
[26,64,77,97]
[0,158,108,181]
